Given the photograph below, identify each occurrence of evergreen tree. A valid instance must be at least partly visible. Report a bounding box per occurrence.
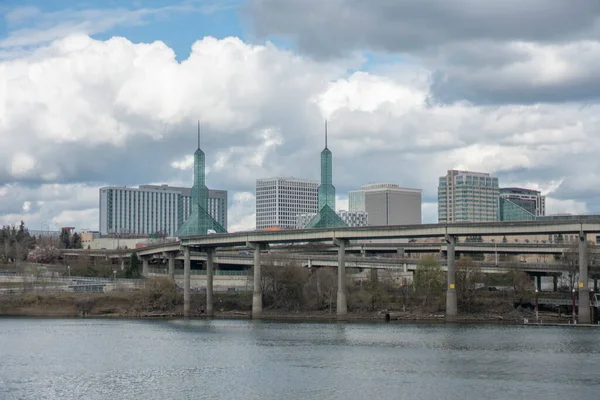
[126,253,140,278]
[59,228,71,249]
[71,232,83,249]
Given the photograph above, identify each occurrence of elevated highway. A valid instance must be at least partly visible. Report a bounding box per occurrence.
[63,219,600,323]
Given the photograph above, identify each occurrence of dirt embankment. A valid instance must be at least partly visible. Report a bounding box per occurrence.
[0,277,564,323]
[0,291,556,323]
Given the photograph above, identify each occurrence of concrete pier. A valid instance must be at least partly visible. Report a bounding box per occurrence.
[248,242,263,319]
[578,234,590,324]
[167,252,175,281]
[206,248,214,317]
[446,235,457,321]
[334,239,348,320]
[142,257,149,277]
[183,246,191,318]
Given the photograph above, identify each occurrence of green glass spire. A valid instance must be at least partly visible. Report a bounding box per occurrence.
[176,122,227,237]
[306,121,347,229]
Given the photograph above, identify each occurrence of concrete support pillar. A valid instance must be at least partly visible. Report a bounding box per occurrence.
[183,246,191,318]
[120,258,125,271]
[371,268,378,284]
[553,275,558,292]
[536,275,542,292]
[334,239,348,320]
[578,234,590,324]
[206,248,214,317]
[167,252,175,281]
[397,248,405,258]
[248,242,263,319]
[142,257,149,277]
[446,235,457,321]
[307,258,313,269]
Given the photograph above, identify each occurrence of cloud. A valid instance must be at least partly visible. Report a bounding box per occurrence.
[228,192,256,232]
[245,0,600,56]
[245,1,600,104]
[3,5,600,231]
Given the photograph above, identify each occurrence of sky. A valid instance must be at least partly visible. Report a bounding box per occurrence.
[2,0,600,233]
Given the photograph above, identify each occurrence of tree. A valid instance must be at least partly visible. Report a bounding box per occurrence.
[510,270,533,295]
[29,245,61,263]
[414,256,443,306]
[0,221,35,264]
[71,232,83,249]
[589,244,600,292]
[126,253,140,278]
[59,228,71,249]
[561,243,579,292]
[455,256,484,311]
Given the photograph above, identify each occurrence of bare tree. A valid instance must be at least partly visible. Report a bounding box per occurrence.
[414,256,443,307]
[588,243,600,292]
[561,243,579,292]
[510,270,534,295]
[456,256,484,311]
[260,256,308,311]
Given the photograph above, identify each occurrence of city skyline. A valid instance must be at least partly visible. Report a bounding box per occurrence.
[2,1,599,232]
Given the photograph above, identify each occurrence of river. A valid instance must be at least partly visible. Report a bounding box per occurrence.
[0,318,598,399]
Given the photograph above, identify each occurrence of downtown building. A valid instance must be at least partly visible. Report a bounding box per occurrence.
[99,184,227,236]
[438,170,499,223]
[498,187,546,221]
[349,183,422,226]
[255,177,319,230]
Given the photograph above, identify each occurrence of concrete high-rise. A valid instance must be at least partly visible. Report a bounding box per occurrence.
[349,183,421,226]
[438,170,499,223]
[255,177,319,230]
[98,185,227,237]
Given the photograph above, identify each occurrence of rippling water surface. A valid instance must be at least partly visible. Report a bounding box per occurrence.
[1,318,599,399]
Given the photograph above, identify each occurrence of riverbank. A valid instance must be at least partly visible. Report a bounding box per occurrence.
[0,291,565,324]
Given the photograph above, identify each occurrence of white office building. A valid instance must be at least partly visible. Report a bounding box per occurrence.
[256,177,319,230]
[438,170,499,223]
[349,183,422,226]
[99,185,227,236]
[296,210,368,229]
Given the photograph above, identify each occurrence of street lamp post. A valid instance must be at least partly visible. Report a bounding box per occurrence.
[494,242,498,266]
[591,288,595,325]
[572,288,576,324]
[535,289,539,321]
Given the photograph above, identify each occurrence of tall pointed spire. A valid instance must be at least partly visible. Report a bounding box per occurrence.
[305,119,347,229]
[176,121,227,237]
